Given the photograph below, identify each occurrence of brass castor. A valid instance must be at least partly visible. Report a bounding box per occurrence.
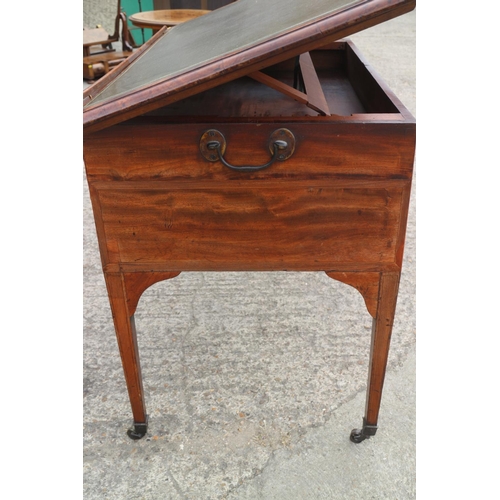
[126,416,148,440]
[350,418,377,444]
[350,428,368,443]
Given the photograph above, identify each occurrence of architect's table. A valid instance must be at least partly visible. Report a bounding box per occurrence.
[83,0,416,445]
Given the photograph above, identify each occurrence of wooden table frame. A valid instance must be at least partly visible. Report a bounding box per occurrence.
[84,50,414,445]
[83,0,416,445]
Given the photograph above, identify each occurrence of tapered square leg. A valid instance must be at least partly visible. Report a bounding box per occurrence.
[103,271,181,439]
[105,273,148,437]
[350,272,400,443]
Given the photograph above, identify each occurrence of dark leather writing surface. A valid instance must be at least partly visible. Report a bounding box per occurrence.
[86,0,362,107]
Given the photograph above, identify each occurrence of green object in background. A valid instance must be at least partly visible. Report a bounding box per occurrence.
[122,0,154,45]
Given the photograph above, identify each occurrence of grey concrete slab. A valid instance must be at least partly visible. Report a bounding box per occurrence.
[84,8,416,499]
[226,350,416,499]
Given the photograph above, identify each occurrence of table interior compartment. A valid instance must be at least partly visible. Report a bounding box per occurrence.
[147,43,400,120]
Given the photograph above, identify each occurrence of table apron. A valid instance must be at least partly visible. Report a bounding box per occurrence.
[93,182,409,272]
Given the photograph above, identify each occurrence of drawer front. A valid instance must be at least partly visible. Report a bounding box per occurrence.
[96,184,405,271]
[84,121,415,184]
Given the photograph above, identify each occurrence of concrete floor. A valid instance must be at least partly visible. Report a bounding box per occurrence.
[83,8,416,499]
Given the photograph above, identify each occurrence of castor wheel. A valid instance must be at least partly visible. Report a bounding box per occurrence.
[350,428,368,443]
[350,418,378,444]
[126,416,148,440]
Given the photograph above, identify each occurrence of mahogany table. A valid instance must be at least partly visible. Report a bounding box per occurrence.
[83,0,416,445]
[129,9,211,31]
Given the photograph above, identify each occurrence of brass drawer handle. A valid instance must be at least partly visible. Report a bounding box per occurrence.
[200,128,295,172]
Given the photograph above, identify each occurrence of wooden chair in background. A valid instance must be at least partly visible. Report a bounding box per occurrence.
[84,1,238,81]
[83,0,137,81]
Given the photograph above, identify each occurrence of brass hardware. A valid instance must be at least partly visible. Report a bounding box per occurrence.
[200,129,226,162]
[200,128,295,172]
